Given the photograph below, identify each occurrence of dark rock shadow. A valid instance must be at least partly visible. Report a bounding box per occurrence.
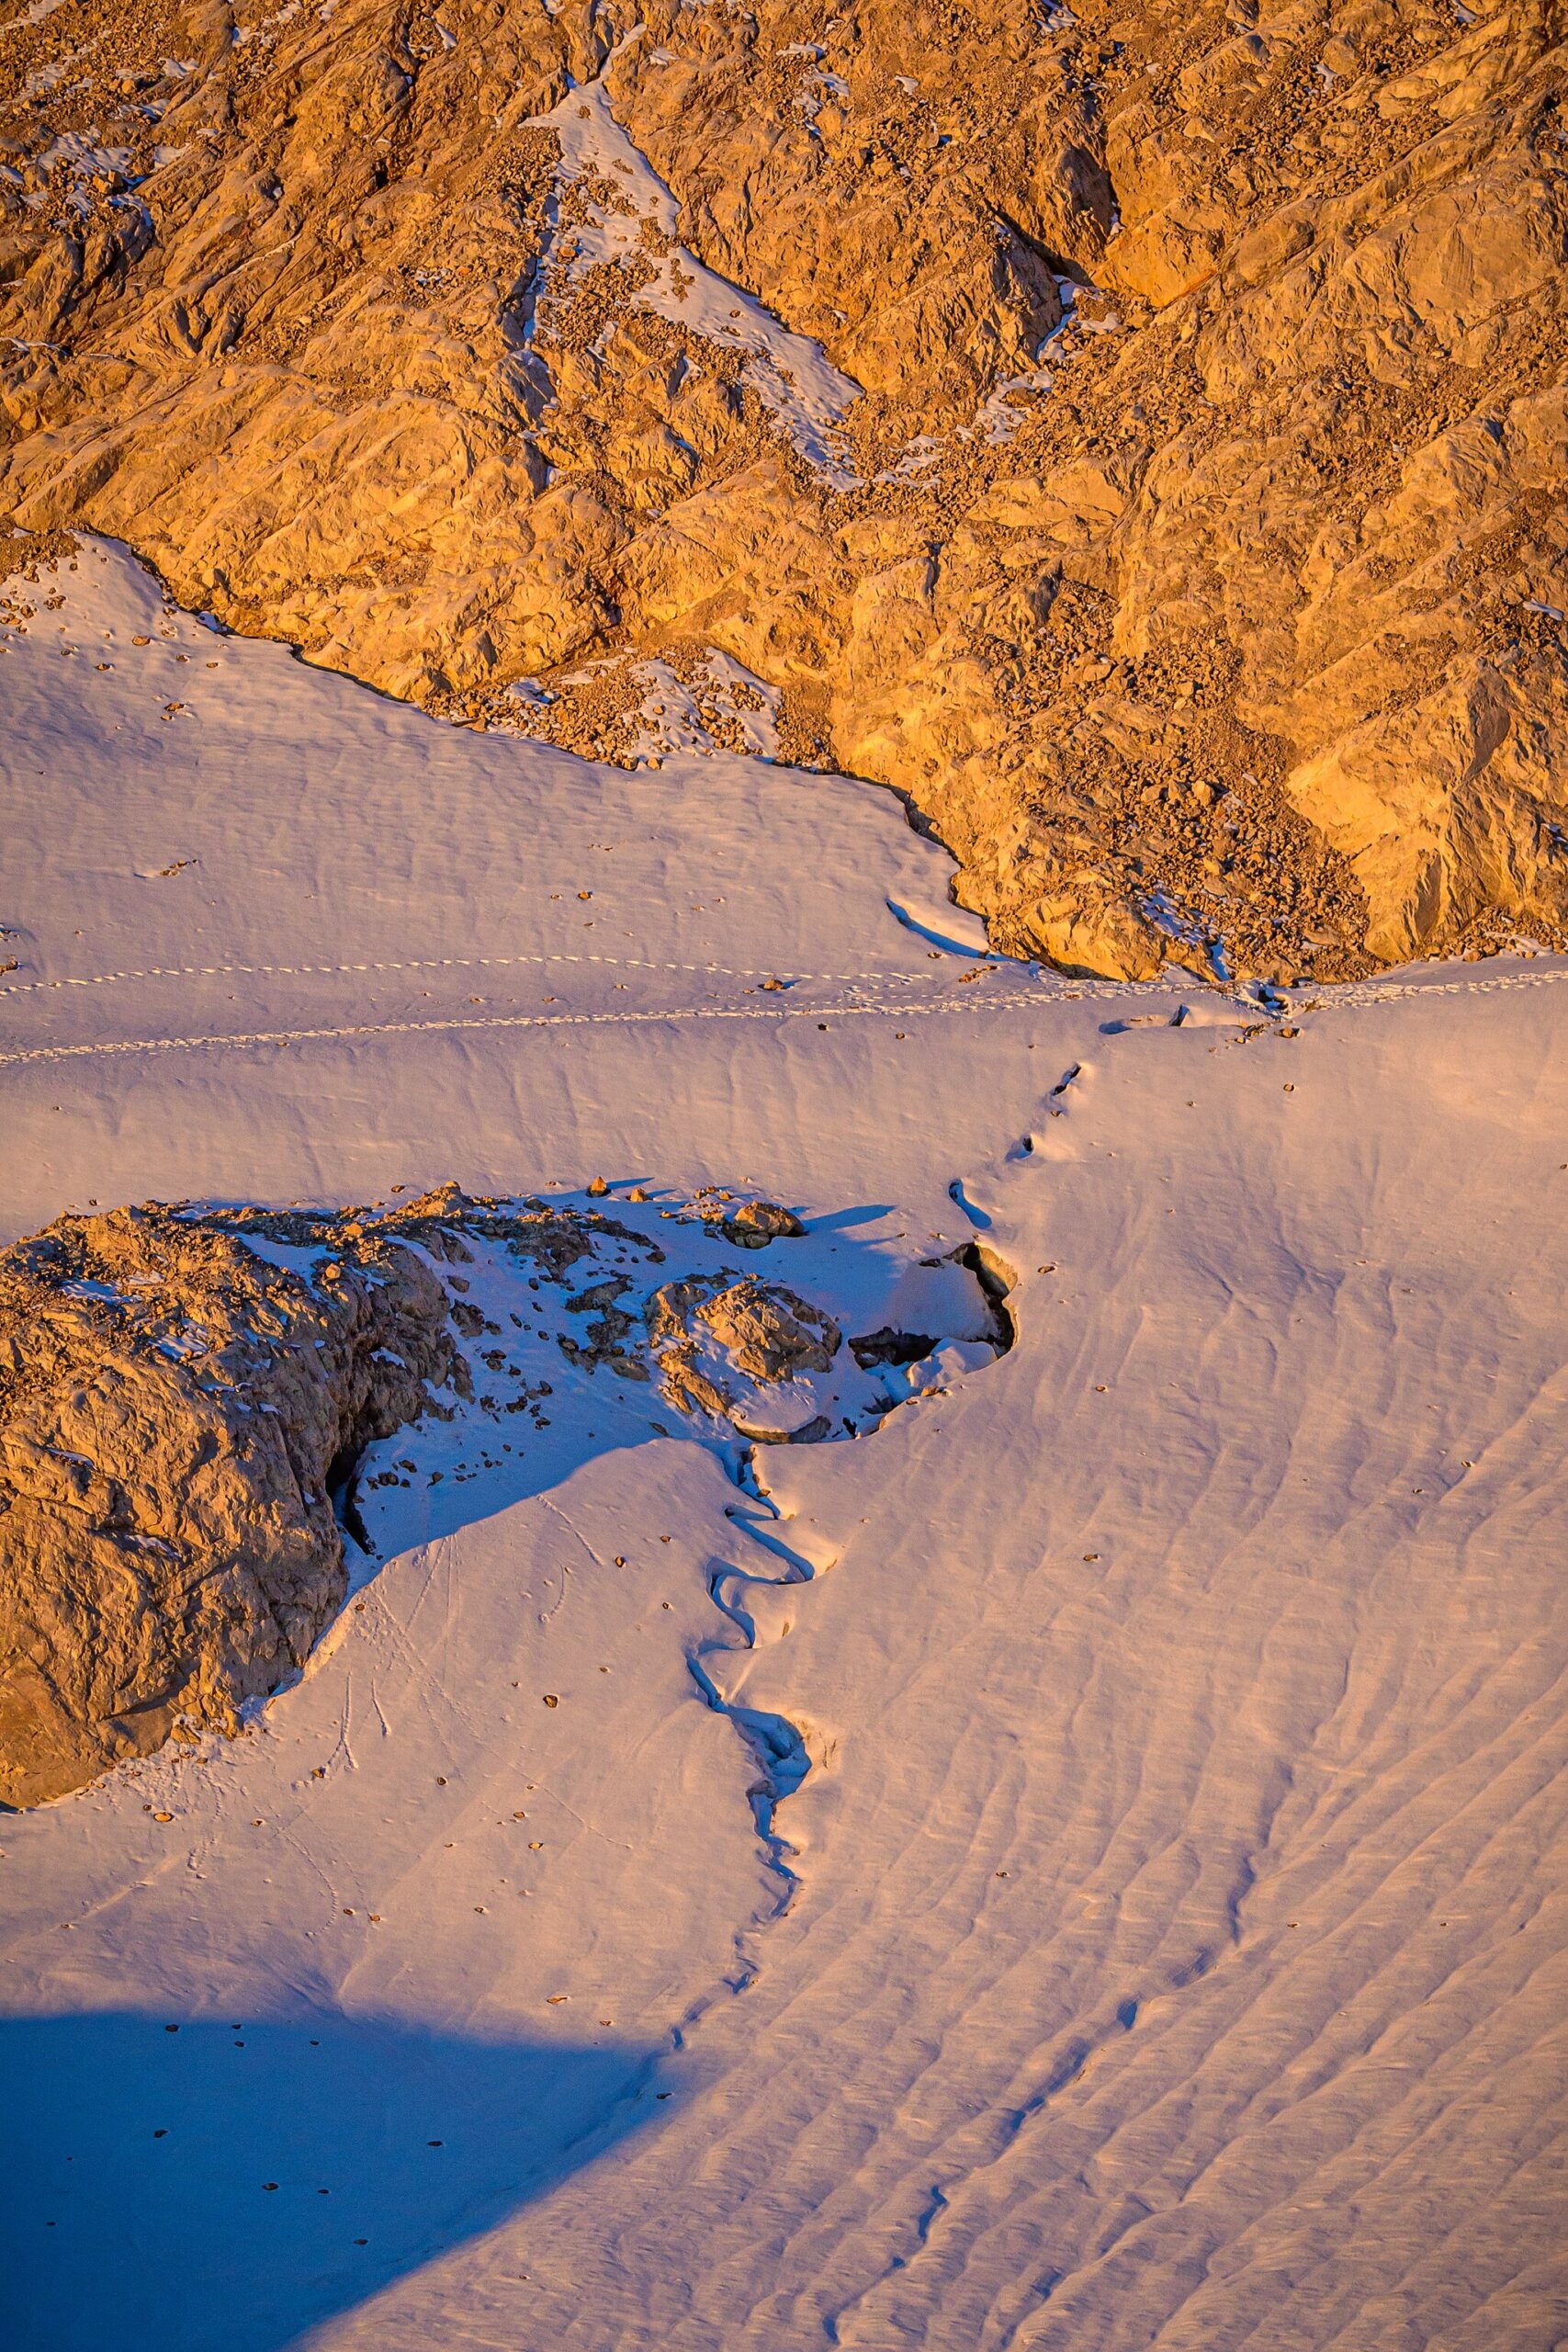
[2,2008,662,2352]
[786,1202,897,1234]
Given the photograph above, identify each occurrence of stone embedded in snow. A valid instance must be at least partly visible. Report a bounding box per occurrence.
[717,1199,807,1249]
[694,1281,839,1380]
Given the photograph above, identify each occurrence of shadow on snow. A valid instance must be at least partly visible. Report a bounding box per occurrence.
[2,2007,663,2352]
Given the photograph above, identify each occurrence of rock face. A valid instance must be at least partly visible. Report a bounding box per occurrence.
[3,0,1565,978]
[0,1199,459,1807]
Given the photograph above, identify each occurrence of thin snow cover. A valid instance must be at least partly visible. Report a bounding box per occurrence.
[511,647,783,764]
[530,71,863,479]
[1140,883,1228,983]
[0,0,73,32]
[874,429,943,483]
[18,131,138,191]
[969,358,1054,447]
[3,534,1568,2351]
[617,650,781,763]
[964,277,1125,449]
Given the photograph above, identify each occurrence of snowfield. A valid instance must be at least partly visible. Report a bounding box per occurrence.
[3,538,1566,2350]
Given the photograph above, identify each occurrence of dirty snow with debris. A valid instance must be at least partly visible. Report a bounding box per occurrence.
[511,647,784,766]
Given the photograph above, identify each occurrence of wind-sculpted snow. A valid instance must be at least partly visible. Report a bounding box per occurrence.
[4,537,1566,2352]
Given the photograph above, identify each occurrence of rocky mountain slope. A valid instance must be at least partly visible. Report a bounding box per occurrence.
[2,0,1565,980]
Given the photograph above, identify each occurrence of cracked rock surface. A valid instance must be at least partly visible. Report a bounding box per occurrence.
[647,1274,843,1438]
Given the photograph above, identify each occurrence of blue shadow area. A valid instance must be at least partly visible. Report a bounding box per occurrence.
[3,2009,662,2351]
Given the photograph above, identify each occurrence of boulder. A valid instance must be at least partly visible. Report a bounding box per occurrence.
[646,1276,840,1437]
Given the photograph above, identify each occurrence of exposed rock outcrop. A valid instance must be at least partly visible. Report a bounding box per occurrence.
[646,1274,842,1439]
[0,1181,655,1806]
[0,1183,997,1804]
[0,1198,459,1807]
[3,0,1563,981]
